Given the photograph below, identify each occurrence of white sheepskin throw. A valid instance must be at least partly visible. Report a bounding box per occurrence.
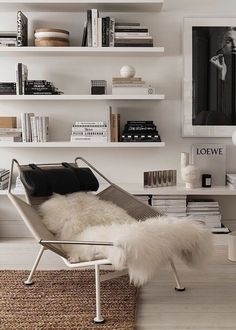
[39,192,213,286]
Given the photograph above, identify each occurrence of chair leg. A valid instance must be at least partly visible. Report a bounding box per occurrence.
[24,246,45,286]
[93,264,105,324]
[169,260,185,292]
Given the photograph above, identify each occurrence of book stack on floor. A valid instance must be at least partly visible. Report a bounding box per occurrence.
[16,63,63,95]
[0,117,22,142]
[0,83,16,95]
[21,113,49,142]
[226,174,236,189]
[112,75,149,95]
[0,169,10,190]
[34,28,70,47]
[71,121,108,142]
[186,200,222,230]
[115,23,153,47]
[0,32,17,47]
[121,121,161,142]
[151,195,187,217]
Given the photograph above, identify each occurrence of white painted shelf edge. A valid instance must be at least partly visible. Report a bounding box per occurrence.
[0,94,165,101]
[0,47,165,57]
[0,142,165,148]
[117,183,236,195]
[0,0,164,12]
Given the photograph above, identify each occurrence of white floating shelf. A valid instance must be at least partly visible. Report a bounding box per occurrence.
[117,183,236,196]
[0,142,165,148]
[0,47,164,57]
[0,94,165,101]
[0,0,163,12]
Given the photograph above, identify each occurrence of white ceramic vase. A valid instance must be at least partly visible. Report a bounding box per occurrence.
[180,152,200,189]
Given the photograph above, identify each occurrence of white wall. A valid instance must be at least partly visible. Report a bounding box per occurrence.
[1,0,236,236]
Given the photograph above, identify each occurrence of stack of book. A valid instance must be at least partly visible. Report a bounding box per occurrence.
[0,169,10,190]
[71,121,108,142]
[115,23,153,47]
[151,195,187,217]
[16,63,63,95]
[226,174,236,189]
[187,200,222,229]
[25,80,63,95]
[121,121,161,142]
[21,113,49,142]
[83,9,115,47]
[112,76,148,95]
[0,83,16,95]
[0,32,17,47]
[0,128,22,142]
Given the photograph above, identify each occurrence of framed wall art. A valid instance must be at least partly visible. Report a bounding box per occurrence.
[183,17,236,137]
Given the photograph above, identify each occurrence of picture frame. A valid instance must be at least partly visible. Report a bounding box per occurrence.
[183,17,236,137]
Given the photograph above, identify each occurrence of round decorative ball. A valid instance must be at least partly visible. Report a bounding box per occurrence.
[120,65,136,78]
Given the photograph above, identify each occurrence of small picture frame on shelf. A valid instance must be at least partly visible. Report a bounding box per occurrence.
[91,80,107,95]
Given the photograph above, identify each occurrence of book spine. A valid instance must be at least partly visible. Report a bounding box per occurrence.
[17,11,28,47]
[20,113,26,142]
[70,136,107,142]
[105,17,110,47]
[109,18,115,47]
[87,10,92,47]
[91,9,98,47]
[102,18,107,47]
[97,17,102,47]
[106,105,112,142]
[81,22,88,47]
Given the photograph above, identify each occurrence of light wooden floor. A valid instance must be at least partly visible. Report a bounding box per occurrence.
[0,237,236,330]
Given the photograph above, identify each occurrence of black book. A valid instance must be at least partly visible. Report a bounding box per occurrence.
[105,17,110,47]
[102,17,107,47]
[17,11,28,47]
[87,10,92,47]
[81,22,87,47]
[115,28,149,33]
[0,91,16,95]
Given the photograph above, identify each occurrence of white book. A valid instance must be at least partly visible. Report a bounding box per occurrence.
[106,105,112,142]
[72,131,107,136]
[30,116,37,142]
[115,32,150,37]
[42,116,49,142]
[112,87,149,95]
[0,136,21,142]
[36,117,40,142]
[70,135,107,142]
[75,121,106,125]
[20,113,27,142]
[72,127,108,132]
[91,9,98,47]
[97,17,102,47]
[26,113,34,142]
[191,143,226,186]
[0,128,22,132]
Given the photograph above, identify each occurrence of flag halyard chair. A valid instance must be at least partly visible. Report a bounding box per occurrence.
[8,157,185,323]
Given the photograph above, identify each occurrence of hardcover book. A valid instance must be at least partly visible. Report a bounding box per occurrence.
[191,143,226,186]
[17,11,28,47]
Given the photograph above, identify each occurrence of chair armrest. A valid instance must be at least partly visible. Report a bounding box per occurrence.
[40,239,114,246]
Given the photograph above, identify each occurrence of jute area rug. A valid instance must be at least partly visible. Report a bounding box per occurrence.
[0,270,137,330]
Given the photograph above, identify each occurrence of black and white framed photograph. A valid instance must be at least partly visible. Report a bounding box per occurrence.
[183,17,236,137]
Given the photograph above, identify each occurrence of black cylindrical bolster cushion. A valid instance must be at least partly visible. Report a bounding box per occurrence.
[19,163,99,196]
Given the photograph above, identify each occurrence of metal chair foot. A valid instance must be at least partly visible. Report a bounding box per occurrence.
[175,286,186,292]
[93,317,105,324]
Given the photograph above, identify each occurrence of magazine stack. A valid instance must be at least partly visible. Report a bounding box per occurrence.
[71,121,108,142]
[151,195,187,217]
[187,200,222,229]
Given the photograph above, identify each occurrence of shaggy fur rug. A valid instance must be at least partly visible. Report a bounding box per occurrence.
[39,192,213,286]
